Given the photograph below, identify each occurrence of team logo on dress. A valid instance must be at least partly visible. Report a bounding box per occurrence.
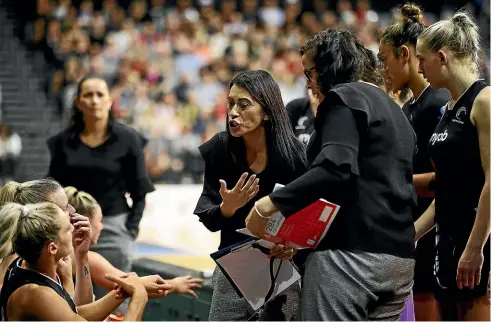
[452,106,466,124]
[295,116,309,130]
[298,133,312,145]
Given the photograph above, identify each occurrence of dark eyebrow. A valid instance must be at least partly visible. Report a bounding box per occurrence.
[228,97,253,103]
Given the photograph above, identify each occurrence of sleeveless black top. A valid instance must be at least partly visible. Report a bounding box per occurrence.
[402,86,450,219]
[0,257,77,321]
[428,80,488,246]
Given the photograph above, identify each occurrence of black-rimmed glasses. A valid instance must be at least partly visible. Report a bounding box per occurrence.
[304,67,316,82]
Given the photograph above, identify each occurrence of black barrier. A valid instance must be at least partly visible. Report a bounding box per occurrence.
[132,258,213,321]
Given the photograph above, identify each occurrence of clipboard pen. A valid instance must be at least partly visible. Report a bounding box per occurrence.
[210,238,301,311]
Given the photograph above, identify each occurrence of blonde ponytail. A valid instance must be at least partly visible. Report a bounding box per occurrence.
[65,186,99,219]
[0,203,22,263]
[0,202,62,265]
[0,179,62,207]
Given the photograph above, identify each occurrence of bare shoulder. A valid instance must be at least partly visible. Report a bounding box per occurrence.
[471,86,490,125]
[7,284,46,320]
[9,284,82,321]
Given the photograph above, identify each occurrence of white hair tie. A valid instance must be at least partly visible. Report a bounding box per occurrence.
[19,206,29,219]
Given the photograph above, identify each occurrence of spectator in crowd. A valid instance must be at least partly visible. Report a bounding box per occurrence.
[0,125,22,184]
[25,0,488,185]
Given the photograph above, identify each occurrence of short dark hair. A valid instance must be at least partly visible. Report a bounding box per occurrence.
[300,29,383,95]
[70,75,115,132]
[227,70,307,172]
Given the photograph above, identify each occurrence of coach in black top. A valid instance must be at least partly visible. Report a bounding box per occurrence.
[415,12,490,320]
[47,76,154,306]
[246,29,417,321]
[194,70,307,321]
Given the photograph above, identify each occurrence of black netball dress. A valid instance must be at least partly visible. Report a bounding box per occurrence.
[402,86,450,294]
[0,257,77,321]
[428,79,490,301]
[286,97,315,145]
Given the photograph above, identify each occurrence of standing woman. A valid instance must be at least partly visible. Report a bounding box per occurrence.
[246,29,417,321]
[47,75,155,303]
[194,70,307,321]
[415,11,490,321]
[379,4,451,320]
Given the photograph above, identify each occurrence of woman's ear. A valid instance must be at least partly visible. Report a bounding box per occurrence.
[400,45,410,63]
[263,115,270,121]
[47,241,58,256]
[437,50,448,66]
[74,98,81,110]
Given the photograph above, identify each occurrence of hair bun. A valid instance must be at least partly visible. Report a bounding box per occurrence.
[400,3,424,24]
[450,12,478,31]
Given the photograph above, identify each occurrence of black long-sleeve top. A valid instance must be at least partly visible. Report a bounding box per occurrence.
[47,121,155,236]
[193,132,307,250]
[270,82,417,258]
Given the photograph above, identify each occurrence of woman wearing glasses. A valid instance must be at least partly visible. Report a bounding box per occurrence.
[246,29,417,320]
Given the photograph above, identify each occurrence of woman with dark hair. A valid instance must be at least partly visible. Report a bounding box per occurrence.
[193,70,307,321]
[379,4,451,320]
[246,29,417,320]
[46,75,155,308]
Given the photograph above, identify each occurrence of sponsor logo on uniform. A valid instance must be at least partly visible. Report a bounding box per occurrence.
[430,130,448,145]
[452,106,466,124]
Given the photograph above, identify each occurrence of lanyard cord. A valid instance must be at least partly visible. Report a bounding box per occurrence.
[265,257,283,302]
[246,243,284,321]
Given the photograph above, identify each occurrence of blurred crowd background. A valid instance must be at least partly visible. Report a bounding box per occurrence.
[3,0,489,184]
